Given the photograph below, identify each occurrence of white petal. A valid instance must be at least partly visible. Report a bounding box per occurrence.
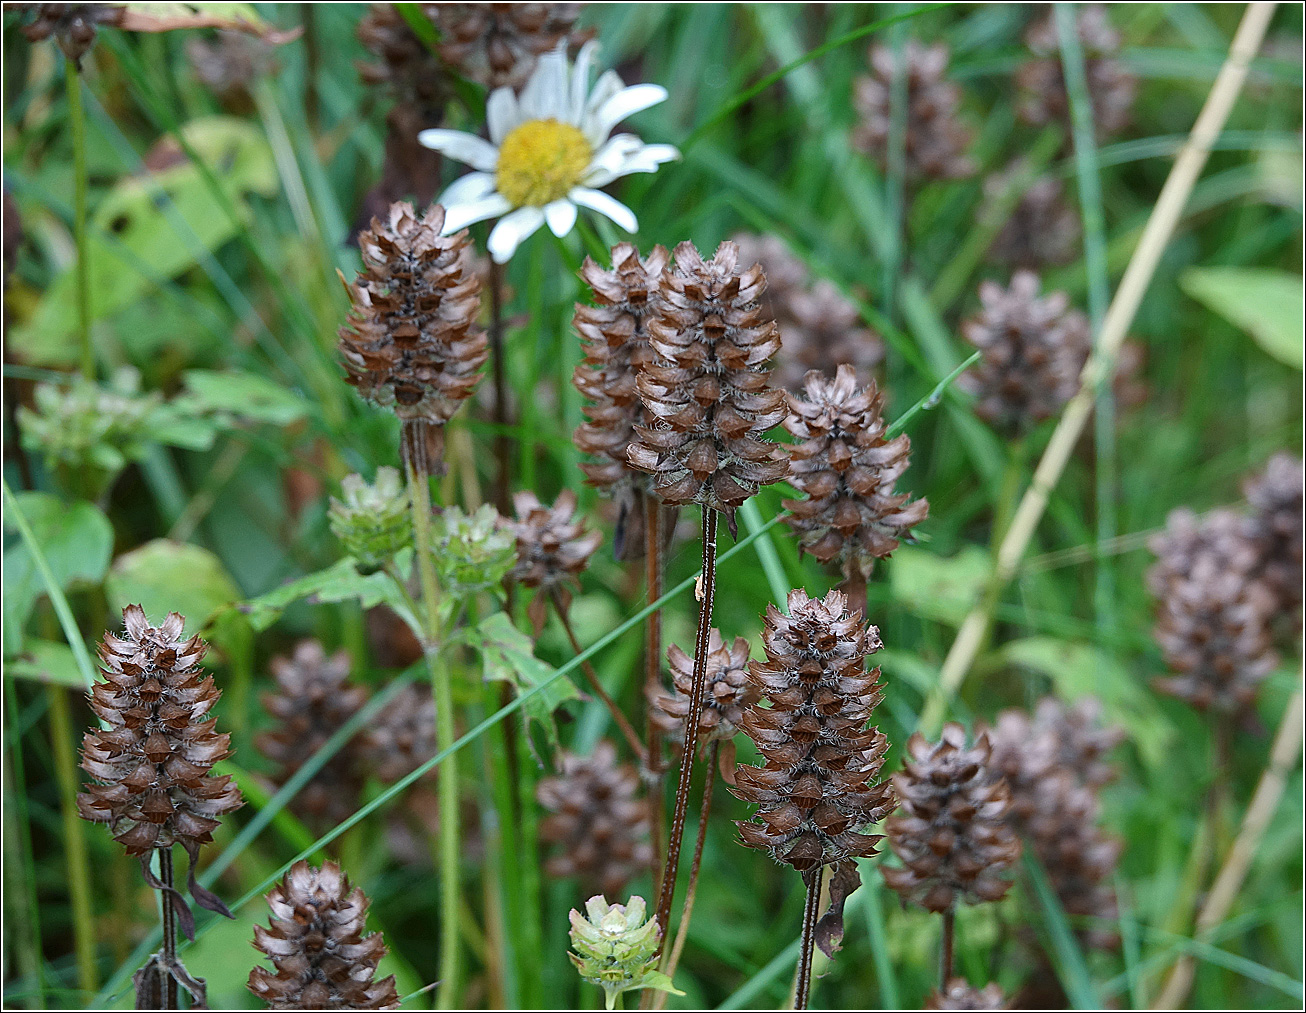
[570,39,601,124]
[440,171,497,206]
[592,84,668,143]
[544,199,578,238]
[569,187,638,234]
[486,87,522,145]
[587,133,645,173]
[581,70,626,142]
[519,44,568,121]
[441,193,512,233]
[582,138,680,186]
[417,129,500,171]
[488,206,545,263]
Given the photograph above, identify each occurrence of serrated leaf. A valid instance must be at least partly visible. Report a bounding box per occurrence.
[106,539,240,631]
[888,545,991,626]
[465,611,582,752]
[4,640,86,689]
[1181,267,1304,370]
[992,636,1175,769]
[2,493,113,650]
[11,117,277,366]
[179,369,310,426]
[237,556,418,634]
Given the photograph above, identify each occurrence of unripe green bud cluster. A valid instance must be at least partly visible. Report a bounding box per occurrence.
[328,467,413,571]
[568,895,681,1010]
[429,504,516,597]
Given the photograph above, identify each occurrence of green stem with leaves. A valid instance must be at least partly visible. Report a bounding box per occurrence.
[406,456,461,1008]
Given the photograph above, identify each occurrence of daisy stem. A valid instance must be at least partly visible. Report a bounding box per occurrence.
[653,507,717,945]
[549,588,646,762]
[488,259,511,514]
[405,456,461,1008]
[657,741,718,1000]
[65,56,94,381]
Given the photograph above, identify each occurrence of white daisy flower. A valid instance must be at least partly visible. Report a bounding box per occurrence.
[418,40,680,263]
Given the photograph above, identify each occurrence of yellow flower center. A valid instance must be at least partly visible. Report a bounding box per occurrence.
[495,119,593,208]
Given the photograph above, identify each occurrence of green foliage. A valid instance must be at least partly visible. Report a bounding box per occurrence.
[105,538,239,628]
[238,555,419,635]
[1180,266,1304,370]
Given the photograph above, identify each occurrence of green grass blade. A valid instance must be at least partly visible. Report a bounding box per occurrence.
[1024,851,1101,1009]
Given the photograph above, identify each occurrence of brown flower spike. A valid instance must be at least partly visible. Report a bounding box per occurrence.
[424,2,587,90]
[648,629,759,755]
[506,488,603,634]
[732,589,895,962]
[257,641,368,829]
[248,860,400,1009]
[626,241,789,534]
[784,364,928,580]
[339,201,486,474]
[537,741,654,898]
[882,724,1021,913]
[1244,453,1304,630]
[78,606,242,926]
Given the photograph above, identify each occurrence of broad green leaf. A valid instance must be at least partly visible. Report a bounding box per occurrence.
[11,117,276,366]
[4,640,86,689]
[464,611,582,752]
[237,555,418,634]
[888,545,991,626]
[2,493,113,650]
[178,369,310,426]
[106,539,241,631]
[992,636,1175,768]
[1181,267,1304,370]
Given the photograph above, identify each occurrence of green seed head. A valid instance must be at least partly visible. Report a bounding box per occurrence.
[328,467,413,571]
[568,895,682,1010]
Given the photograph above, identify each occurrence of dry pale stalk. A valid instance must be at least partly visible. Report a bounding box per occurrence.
[919,1,1279,734]
[1152,680,1304,1009]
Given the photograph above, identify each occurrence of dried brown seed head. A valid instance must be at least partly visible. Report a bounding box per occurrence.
[649,629,759,750]
[423,2,588,90]
[506,488,603,633]
[783,364,928,580]
[17,3,123,66]
[985,166,1081,269]
[926,979,1010,1010]
[248,860,400,1009]
[1244,453,1304,628]
[363,684,437,784]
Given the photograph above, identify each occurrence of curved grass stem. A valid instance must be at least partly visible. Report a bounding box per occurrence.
[65,57,93,381]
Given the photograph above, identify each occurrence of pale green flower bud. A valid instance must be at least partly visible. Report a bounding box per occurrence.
[428,504,516,598]
[568,895,682,1010]
[328,467,412,571]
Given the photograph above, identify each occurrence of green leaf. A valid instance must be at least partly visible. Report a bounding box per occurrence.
[464,611,582,752]
[1025,851,1101,1010]
[888,545,991,626]
[105,539,241,631]
[2,493,113,650]
[1180,267,1304,370]
[4,640,86,689]
[178,369,310,426]
[11,117,277,366]
[237,556,419,634]
[992,637,1176,769]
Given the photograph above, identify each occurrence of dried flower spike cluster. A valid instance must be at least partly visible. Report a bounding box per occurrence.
[248,860,400,1010]
[733,589,895,874]
[729,233,884,392]
[573,243,670,539]
[568,895,681,1010]
[627,241,789,528]
[883,724,1021,913]
[926,979,1010,1010]
[364,683,438,783]
[506,488,603,632]
[1147,508,1279,714]
[78,607,243,908]
[986,698,1123,949]
[258,641,368,828]
[424,2,587,90]
[648,629,759,753]
[17,2,123,65]
[537,741,653,897]
[1016,4,1137,140]
[985,165,1081,269]
[852,41,974,180]
[784,365,928,581]
[1244,453,1304,629]
[960,271,1090,434]
[339,202,486,473]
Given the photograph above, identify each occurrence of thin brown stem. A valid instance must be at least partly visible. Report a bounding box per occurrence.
[657,741,719,1000]
[159,849,179,1011]
[550,588,646,762]
[654,507,718,941]
[488,259,511,514]
[940,908,956,990]
[794,871,822,1012]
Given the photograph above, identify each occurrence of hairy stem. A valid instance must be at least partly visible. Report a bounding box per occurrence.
[654,507,718,941]
[65,57,93,381]
[657,741,718,999]
[406,458,461,1008]
[47,687,97,996]
[551,588,646,762]
[159,849,179,1010]
[488,259,511,514]
[794,871,822,1012]
[940,908,956,990]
